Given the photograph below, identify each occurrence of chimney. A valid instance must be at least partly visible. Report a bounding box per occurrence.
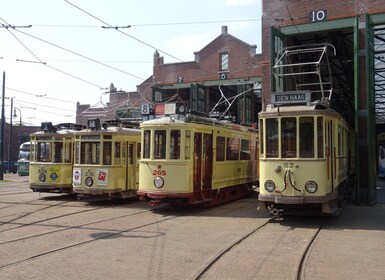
[221,26,228,34]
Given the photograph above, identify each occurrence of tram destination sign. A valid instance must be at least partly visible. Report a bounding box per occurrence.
[271,91,311,105]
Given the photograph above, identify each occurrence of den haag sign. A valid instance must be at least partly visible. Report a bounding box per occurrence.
[271,91,311,105]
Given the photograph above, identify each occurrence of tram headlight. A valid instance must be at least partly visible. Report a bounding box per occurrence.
[85,177,94,187]
[39,173,46,182]
[154,176,164,189]
[305,181,318,193]
[264,180,276,192]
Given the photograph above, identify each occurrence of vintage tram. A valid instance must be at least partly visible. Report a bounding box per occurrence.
[72,119,141,200]
[258,44,356,216]
[137,113,259,206]
[29,122,84,193]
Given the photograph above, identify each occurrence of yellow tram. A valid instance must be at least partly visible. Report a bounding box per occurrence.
[29,122,84,193]
[258,44,356,216]
[137,114,259,206]
[72,119,141,200]
[258,105,355,215]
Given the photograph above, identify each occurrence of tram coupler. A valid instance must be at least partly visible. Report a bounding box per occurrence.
[270,208,283,219]
[149,200,161,206]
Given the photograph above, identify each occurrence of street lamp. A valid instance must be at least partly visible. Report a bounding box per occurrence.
[7,97,14,173]
[13,107,22,147]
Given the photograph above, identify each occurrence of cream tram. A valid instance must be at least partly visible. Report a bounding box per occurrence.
[137,113,259,206]
[30,122,84,193]
[72,119,141,200]
[258,44,356,216]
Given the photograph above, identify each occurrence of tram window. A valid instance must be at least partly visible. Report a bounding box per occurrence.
[317,117,324,158]
[81,142,100,164]
[37,142,51,162]
[137,143,141,164]
[260,119,264,156]
[226,138,239,160]
[65,142,72,163]
[103,142,112,165]
[154,130,166,159]
[240,139,250,160]
[299,117,314,158]
[53,142,63,163]
[143,130,151,159]
[266,118,278,158]
[75,142,80,164]
[216,136,225,161]
[115,142,121,165]
[170,130,181,159]
[185,130,191,160]
[129,144,133,164]
[122,142,127,164]
[281,118,297,158]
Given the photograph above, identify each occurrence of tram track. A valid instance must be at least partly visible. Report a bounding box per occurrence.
[193,216,327,280]
[192,218,272,280]
[0,200,74,228]
[296,219,325,280]
[0,205,185,270]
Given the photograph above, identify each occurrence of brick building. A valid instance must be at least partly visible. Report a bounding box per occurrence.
[77,26,262,126]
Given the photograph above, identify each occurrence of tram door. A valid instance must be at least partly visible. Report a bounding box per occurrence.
[125,143,135,190]
[193,133,213,195]
[325,121,334,193]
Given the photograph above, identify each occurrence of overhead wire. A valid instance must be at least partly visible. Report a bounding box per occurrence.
[0,17,105,89]
[12,28,146,81]
[32,18,260,28]
[64,0,184,62]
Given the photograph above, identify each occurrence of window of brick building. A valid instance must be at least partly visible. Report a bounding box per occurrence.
[220,52,229,71]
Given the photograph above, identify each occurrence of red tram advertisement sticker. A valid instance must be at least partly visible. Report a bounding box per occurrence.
[96,169,108,186]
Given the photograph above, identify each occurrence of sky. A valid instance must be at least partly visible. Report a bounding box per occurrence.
[0,0,262,126]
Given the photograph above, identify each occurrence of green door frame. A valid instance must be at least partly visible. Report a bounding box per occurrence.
[274,17,361,203]
[366,14,376,205]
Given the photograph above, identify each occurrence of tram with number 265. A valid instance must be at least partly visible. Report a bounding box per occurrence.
[137,109,259,207]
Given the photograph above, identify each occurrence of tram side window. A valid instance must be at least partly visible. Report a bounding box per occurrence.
[170,130,181,159]
[115,142,121,165]
[281,117,297,158]
[299,117,314,158]
[260,119,264,156]
[143,130,151,159]
[226,137,239,160]
[81,142,100,164]
[240,139,250,160]
[53,142,63,163]
[103,142,112,165]
[37,142,51,162]
[216,136,225,161]
[154,130,166,159]
[129,144,133,164]
[75,142,80,164]
[266,118,278,158]
[64,141,72,163]
[317,117,324,158]
[122,142,127,165]
[137,143,141,164]
[185,130,191,160]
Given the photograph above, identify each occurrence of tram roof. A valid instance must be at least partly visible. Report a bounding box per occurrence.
[260,104,340,117]
[141,114,257,132]
[74,126,141,135]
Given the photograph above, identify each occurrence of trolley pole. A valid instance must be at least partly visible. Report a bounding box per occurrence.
[0,71,5,180]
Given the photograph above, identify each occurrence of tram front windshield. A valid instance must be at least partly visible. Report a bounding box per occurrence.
[265,117,322,159]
